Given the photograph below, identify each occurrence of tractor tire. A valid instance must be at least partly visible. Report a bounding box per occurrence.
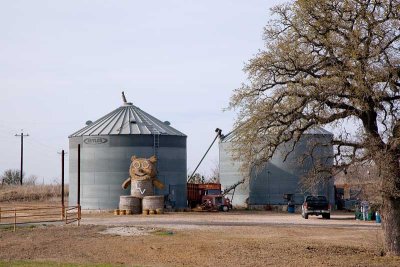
[222,206,229,212]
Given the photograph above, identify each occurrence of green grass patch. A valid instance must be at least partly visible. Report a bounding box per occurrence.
[0,225,15,231]
[0,224,37,232]
[153,230,174,236]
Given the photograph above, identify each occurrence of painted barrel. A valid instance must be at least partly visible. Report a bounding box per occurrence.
[130,179,154,199]
[142,195,164,212]
[119,196,141,214]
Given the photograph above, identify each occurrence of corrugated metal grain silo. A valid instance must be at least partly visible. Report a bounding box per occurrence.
[68,94,187,209]
[219,127,334,207]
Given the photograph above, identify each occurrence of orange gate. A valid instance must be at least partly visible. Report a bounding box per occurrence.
[0,205,81,231]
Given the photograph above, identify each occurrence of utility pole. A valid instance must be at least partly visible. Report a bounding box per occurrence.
[15,130,29,185]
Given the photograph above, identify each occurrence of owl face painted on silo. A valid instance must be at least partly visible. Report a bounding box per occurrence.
[129,155,157,181]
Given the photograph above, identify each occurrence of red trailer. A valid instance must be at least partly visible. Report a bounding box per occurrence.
[187,183,231,211]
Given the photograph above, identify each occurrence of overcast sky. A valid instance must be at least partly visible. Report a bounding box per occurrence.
[0,0,287,183]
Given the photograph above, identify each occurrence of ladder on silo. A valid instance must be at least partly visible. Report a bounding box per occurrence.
[153,132,160,159]
[152,132,160,172]
[139,113,160,170]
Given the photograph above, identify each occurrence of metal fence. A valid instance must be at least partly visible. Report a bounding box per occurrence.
[0,205,81,231]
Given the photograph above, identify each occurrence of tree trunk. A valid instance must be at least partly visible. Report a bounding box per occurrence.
[382,196,400,256]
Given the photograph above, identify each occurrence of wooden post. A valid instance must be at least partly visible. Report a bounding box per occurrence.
[15,131,29,185]
[78,205,81,226]
[61,150,65,219]
[77,144,81,226]
[78,144,81,207]
[0,207,2,223]
[14,209,16,232]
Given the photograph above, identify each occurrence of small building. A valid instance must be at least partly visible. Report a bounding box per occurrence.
[69,94,187,209]
[219,128,335,207]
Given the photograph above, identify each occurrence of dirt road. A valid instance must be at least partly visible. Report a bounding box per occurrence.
[82,211,379,230]
[0,211,399,266]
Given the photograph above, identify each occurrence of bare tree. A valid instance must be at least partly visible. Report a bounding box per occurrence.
[229,0,400,255]
[209,159,220,183]
[334,161,382,203]
[25,175,38,185]
[187,173,206,184]
[1,169,23,185]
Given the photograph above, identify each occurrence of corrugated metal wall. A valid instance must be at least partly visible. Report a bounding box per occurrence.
[219,134,335,207]
[219,141,249,207]
[69,135,187,209]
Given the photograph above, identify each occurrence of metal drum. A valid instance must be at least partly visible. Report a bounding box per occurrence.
[142,195,164,213]
[119,196,141,214]
[130,180,154,199]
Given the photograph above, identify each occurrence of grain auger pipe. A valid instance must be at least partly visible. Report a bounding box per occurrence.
[222,179,245,196]
[188,128,223,182]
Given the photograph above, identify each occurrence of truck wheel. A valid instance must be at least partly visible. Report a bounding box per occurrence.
[222,206,229,212]
[304,213,309,219]
[323,214,330,219]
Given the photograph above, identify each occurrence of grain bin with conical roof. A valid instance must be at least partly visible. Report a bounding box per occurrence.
[219,127,334,208]
[68,93,187,210]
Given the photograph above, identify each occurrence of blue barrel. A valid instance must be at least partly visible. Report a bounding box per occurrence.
[376,212,381,223]
[288,205,295,213]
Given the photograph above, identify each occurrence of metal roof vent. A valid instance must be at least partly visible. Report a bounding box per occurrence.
[122,91,133,106]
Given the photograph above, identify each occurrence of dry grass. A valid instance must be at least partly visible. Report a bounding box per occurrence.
[0,184,68,202]
[0,224,399,266]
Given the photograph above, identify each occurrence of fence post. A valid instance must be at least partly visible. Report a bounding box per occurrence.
[0,207,2,223]
[14,209,16,232]
[77,205,81,226]
[61,149,65,219]
[77,144,81,227]
[78,144,80,207]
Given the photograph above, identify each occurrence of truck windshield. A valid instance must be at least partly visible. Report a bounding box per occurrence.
[306,196,327,202]
[207,189,221,195]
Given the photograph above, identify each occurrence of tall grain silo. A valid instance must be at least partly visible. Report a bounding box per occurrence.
[219,127,334,207]
[68,93,187,209]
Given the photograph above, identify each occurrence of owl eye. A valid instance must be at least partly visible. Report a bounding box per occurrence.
[133,161,141,169]
[142,161,150,169]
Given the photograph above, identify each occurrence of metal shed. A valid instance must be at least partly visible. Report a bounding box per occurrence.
[69,94,187,209]
[219,127,335,207]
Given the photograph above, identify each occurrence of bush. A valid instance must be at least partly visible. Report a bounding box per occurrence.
[0,184,69,202]
[1,169,23,185]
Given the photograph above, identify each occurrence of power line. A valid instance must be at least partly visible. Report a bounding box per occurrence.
[15,130,29,185]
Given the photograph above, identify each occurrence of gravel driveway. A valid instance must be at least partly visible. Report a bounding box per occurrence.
[82,210,380,230]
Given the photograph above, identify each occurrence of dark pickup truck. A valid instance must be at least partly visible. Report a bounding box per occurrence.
[301,195,331,219]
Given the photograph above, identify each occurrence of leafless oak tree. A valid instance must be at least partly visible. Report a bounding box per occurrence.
[229,0,400,255]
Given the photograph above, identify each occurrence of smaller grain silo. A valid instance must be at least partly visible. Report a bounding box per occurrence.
[219,127,334,207]
[69,93,187,210]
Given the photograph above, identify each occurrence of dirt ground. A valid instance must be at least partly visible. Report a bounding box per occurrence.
[1,210,400,266]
